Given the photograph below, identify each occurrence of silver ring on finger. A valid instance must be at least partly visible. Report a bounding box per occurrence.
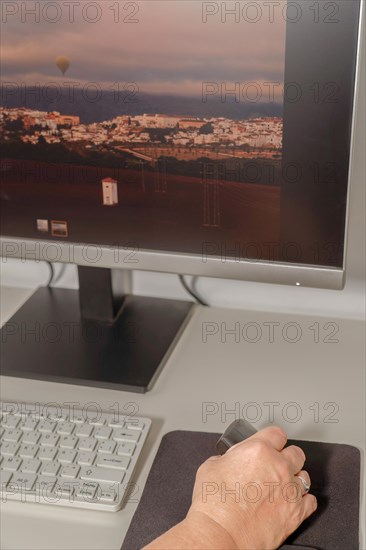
[297,475,310,494]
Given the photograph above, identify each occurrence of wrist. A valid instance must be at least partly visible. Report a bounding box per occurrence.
[143,511,238,550]
[185,510,239,549]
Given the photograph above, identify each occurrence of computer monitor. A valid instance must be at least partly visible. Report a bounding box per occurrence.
[0,0,363,391]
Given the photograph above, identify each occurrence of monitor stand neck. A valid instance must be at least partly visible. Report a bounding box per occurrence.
[77,266,131,324]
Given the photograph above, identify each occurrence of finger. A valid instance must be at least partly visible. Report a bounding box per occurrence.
[281,445,306,474]
[296,470,311,495]
[207,455,221,462]
[301,493,318,523]
[247,426,288,451]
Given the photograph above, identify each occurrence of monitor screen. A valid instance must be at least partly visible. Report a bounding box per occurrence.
[0,0,361,269]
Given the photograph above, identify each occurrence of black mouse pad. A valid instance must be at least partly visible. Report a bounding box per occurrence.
[121,430,360,550]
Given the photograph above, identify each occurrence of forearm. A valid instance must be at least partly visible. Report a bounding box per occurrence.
[143,511,238,550]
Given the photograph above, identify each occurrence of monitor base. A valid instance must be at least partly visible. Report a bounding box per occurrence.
[1,287,193,393]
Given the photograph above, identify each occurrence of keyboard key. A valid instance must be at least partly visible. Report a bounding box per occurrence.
[78,437,97,452]
[76,452,95,466]
[57,480,79,497]
[95,456,130,470]
[3,429,22,443]
[40,433,60,447]
[59,436,78,449]
[35,475,57,494]
[125,419,145,431]
[38,447,57,461]
[41,461,60,477]
[94,427,112,440]
[2,456,22,472]
[0,470,13,487]
[1,404,19,417]
[97,486,117,503]
[80,466,125,484]
[75,482,98,500]
[60,464,80,479]
[98,441,116,454]
[70,414,85,424]
[88,416,105,426]
[21,432,41,445]
[116,442,136,457]
[38,421,56,434]
[112,429,140,443]
[2,416,20,429]
[56,422,75,436]
[58,449,77,464]
[21,458,41,474]
[8,473,37,492]
[44,410,67,421]
[18,444,39,459]
[107,418,124,429]
[19,417,38,432]
[1,442,20,456]
[75,424,93,438]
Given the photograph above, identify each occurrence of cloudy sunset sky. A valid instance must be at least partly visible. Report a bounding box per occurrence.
[1,0,286,101]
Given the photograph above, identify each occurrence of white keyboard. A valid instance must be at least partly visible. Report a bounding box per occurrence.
[0,401,151,511]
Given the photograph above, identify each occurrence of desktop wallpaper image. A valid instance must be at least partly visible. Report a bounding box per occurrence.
[1,0,286,259]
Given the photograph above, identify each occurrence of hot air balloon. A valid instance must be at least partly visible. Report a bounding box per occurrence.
[55,56,70,75]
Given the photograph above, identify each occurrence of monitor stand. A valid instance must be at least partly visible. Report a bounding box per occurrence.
[0,266,193,393]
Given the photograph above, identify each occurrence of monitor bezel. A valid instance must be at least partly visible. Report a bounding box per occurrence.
[0,1,364,291]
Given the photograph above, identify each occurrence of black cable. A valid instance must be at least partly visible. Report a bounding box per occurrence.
[178,274,209,306]
[46,261,55,287]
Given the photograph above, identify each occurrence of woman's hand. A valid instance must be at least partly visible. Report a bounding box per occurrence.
[188,426,317,549]
[145,426,317,549]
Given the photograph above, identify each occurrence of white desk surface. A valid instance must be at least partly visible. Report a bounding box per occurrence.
[1,286,365,550]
